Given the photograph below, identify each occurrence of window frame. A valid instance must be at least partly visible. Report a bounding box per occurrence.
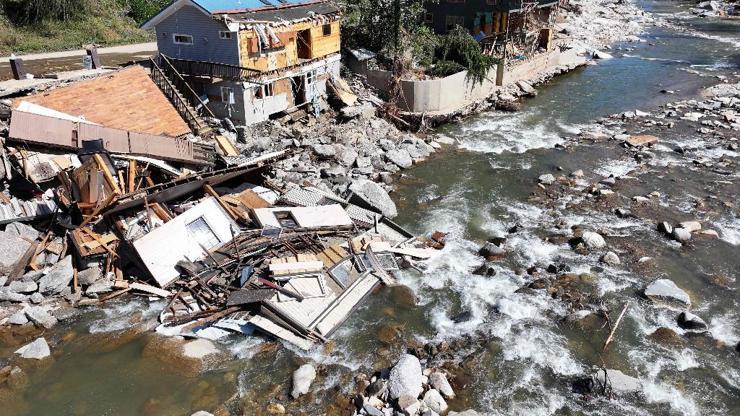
[220,86,234,104]
[172,33,194,45]
[322,24,332,36]
[219,31,233,40]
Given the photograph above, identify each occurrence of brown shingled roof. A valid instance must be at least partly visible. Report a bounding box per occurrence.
[16,66,191,137]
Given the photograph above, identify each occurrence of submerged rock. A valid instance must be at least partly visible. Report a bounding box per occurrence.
[677,311,708,331]
[478,242,505,259]
[593,368,642,395]
[14,337,50,360]
[672,227,692,243]
[538,173,556,185]
[291,363,317,399]
[644,279,691,309]
[388,354,423,400]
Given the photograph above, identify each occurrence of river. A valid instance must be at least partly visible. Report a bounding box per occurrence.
[0,1,738,415]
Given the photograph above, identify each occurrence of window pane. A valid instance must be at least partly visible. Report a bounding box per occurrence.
[186,217,221,249]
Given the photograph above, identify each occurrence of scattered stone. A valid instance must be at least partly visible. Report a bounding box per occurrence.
[0,231,33,275]
[478,242,505,259]
[8,280,37,293]
[348,179,398,218]
[672,227,692,243]
[625,134,658,147]
[388,354,423,400]
[291,363,317,399]
[77,266,103,286]
[677,311,708,331]
[191,412,214,416]
[39,255,74,295]
[25,306,58,329]
[266,403,285,414]
[516,80,537,97]
[600,251,620,266]
[8,310,29,325]
[29,292,44,304]
[363,402,384,416]
[385,149,413,169]
[538,174,556,185]
[644,279,691,309]
[14,337,51,360]
[581,231,606,249]
[448,411,480,416]
[593,368,642,395]
[397,394,421,416]
[657,221,673,235]
[679,221,701,232]
[423,389,448,414]
[472,264,496,277]
[429,372,455,399]
[5,222,40,241]
[311,144,336,159]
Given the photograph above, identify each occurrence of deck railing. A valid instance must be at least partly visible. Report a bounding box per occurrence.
[161,55,262,82]
[149,58,208,134]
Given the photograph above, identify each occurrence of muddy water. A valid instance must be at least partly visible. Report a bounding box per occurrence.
[1,2,738,415]
[0,52,156,81]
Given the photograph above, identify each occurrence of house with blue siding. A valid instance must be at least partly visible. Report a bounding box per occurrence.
[143,0,342,125]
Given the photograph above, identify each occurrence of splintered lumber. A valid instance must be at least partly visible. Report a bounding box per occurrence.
[603,303,629,352]
[130,282,171,298]
[80,227,118,258]
[214,134,239,157]
[249,314,314,350]
[317,245,349,268]
[128,160,137,193]
[257,277,305,301]
[94,154,122,195]
[234,188,271,209]
[365,246,395,286]
[204,184,240,221]
[79,193,117,228]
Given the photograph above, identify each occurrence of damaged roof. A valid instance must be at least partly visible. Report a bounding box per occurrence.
[228,1,340,23]
[14,66,191,137]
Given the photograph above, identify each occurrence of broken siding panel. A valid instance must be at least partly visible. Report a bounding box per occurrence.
[9,111,77,147]
[129,132,195,163]
[308,21,341,59]
[252,205,353,229]
[77,124,130,154]
[155,5,240,65]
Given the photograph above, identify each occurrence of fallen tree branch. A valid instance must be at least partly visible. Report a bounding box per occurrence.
[602,302,629,352]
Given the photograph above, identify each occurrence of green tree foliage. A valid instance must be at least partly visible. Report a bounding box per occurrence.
[119,0,169,24]
[1,0,88,25]
[435,26,497,84]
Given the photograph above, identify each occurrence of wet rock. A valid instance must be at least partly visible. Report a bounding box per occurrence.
[362,402,384,416]
[0,231,33,275]
[516,80,537,97]
[291,363,317,399]
[649,327,685,346]
[14,337,50,360]
[538,174,556,185]
[571,169,584,178]
[191,412,214,416]
[5,223,40,241]
[478,242,505,259]
[672,227,692,243]
[581,231,606,249]
[367,378,388,398]
[472,264,496,277]
[39,255,74,295]
[592,49,613,59]
[677,311,708,331]
[657,221,673,235]
[600,251,620,266]
[572,376,595,394]
[266,403,285,414]
[348,180,398,218]
[448,411,480,416]
[423,389,448,414]
[385,149,413,169]
[644,279,691,309]
[388,354,423,399]
[86,275,114,295]
[593,368,642,395]
[8,280,37,293]
[25,306,57,329]
[429,372,455,399]
[451,311,473,324]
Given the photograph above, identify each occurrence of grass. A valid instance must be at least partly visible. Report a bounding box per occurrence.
[0,3,154,55]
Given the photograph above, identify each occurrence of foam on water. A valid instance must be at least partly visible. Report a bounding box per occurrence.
[593,158,640,177]
[708,312,740,346]
[714,217,740,246]
[642,380,701,416]
[89,298,163,334]
[457,110,567,154]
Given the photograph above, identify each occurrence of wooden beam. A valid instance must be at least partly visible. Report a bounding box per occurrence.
[94,154,122,195]
[128,160,137,193]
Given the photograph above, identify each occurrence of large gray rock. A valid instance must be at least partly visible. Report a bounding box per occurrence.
[0,288,27,302]
[291,363,317,399]
[311,144,336,159]
[25,306,58,329]
[5,222,40,241]
[335,145,358,166]
[581,231,606,249]
[644,279,691,309]
[677,311,707,331]
[349,180,398,218]
[448,411,480,416]
[423,389,448,414]
[39,256,74,295]
[385,149,413,169]
[86,275,114,295]
[77,266,103,286]
[388,354,423,400]
[672,227,692,243]
[600,251,620,266]
[429,372,455,399]
[593,369,642,395]
[538,173,556,185]
[8,280,37,294]
[8,310,29,325]
[15,337,50,360]
[0,231,33,275]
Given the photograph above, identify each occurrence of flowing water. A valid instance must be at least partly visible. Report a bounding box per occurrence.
[1,1,738,415]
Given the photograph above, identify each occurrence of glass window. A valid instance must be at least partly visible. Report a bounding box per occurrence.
[173,34,193,45]
[186,217,221,249]
[219,31,232,40]
[323,24,332,36]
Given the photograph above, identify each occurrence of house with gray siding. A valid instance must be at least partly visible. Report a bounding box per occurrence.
[143,0,343,125]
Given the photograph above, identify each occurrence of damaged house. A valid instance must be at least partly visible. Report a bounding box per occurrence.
[142,0,342,125]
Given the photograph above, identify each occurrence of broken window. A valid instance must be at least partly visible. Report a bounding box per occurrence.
[255,83,274,99]
[305,71,315,87]
[445,16,465,32]
[323,24,332,36]
[173,34,193,45]
[186,217,221,249]
[273,211,299,229]
[219,31,233,40]
[221,86,235,104]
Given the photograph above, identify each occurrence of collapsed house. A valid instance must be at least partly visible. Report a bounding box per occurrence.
[141,0,343,125]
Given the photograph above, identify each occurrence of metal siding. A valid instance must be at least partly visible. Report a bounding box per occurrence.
[130,132,195,163]
[9,111,77,147]
[155,6,240,65]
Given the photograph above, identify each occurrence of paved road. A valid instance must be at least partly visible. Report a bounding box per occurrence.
[0,42,158,63]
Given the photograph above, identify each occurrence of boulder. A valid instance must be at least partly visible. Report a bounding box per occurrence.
[362,403,384,416]
[14,337,50,360]
[86,275,114,295]
[581,231,606,249]
[679,221,701,232]
[429,372,455,399]
[25,306,58,329]
[335,145,359,166]
[478,242,505,259]
[8,310,29,325]
[29,292,44,304]
[0,231,33,275]
[78,266,103,286]
[397,394,421,416]
[644,279,691,309]
[8,280,38,293]
[348,180,398,218]
[516,80,537,97]
[672,227,692,243]
[191,412,214,416]
[423,389,448,414]
[5,222,40,241]
[39,255,74,295]
[592,369,641,395]
[677,311,707,331]
[0,288,27,302]
[388,354,423,400]
[385,149,413,169]
[600,251,620,266]
[311,144,336,159]
[448,411,480,416]
[291,363,317,399]
[657,221,673,235]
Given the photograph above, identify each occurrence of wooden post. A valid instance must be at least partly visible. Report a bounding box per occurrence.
[86,46,101,69]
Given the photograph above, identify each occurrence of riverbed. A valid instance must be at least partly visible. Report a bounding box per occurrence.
[0,1,738,415]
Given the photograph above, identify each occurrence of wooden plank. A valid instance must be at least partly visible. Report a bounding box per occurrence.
[234,188,271,209]
[249,314,314,350]
[204,184,240,221]
[81,233,118,250]
[129,282,171,298]
[80,227,118,258]
[128,160,137,193]
[269,260,324,276]
[214,134,239,157]
[94,154,121,195]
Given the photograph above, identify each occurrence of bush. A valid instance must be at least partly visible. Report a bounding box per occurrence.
[120,0,168,24]
[1,0,89,25]
[436,26,497,84]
